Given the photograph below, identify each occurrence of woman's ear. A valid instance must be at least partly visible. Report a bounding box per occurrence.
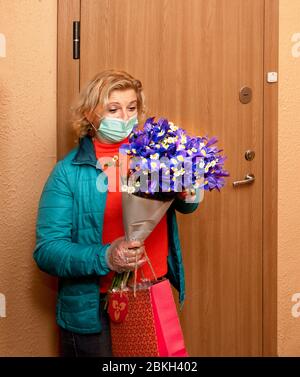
[85,107,104,126]
[84,109,93,124]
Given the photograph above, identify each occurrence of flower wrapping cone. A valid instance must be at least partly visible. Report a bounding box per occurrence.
[122,192,174,242]
[122,192,174,291]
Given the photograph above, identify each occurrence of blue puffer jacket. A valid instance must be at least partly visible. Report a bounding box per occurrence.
[33,136,199,334]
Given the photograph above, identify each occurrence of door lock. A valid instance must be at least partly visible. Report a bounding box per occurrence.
[245,150,255,161]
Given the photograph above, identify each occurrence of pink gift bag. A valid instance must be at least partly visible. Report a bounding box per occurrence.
[150,279,188,357]
[109,278,188,357]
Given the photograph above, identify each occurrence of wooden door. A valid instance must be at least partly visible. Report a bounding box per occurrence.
[58,0,278,356]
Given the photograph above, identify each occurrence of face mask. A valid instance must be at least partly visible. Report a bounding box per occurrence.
[91,115,138,143]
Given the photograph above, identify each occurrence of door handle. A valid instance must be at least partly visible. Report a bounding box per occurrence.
[232,173,255,187]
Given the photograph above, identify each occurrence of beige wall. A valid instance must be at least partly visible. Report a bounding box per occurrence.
[278,0,300,356]
[0,0,57,355]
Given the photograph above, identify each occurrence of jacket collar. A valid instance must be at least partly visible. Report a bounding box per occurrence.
[72,136,102,169]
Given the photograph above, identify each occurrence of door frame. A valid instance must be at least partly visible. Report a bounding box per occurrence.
[57,0,278,356]
[263,0,278,357]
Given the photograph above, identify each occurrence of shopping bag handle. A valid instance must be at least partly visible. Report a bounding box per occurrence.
[130,248,157,296]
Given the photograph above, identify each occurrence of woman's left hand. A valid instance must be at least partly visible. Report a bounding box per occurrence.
[177,188,197,202]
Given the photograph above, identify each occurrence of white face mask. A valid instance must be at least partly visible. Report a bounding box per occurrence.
[90,115,138,142]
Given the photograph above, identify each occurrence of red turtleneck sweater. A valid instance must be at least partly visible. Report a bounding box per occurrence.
[93,137,168,293]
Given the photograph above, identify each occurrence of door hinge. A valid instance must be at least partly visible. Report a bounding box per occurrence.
[73,21,80,60]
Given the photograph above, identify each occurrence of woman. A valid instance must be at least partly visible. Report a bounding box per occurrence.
[33,70,199,357]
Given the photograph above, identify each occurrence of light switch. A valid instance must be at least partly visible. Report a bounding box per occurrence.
[267,72,278,83]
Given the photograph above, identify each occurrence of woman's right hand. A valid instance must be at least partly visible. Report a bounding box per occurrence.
[105,237,146,273]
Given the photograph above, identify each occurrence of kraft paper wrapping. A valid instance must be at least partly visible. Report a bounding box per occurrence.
[122,192,174,242]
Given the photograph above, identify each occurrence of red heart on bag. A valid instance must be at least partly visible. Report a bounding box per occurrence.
[108,292,129,323]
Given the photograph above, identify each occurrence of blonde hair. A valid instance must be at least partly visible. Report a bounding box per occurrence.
[71,70,146,138]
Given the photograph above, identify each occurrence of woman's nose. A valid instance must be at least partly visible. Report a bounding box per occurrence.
[121,110,130,121]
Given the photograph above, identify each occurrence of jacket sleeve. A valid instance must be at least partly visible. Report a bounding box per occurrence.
[33,160,111,278]
[172,188,201,214]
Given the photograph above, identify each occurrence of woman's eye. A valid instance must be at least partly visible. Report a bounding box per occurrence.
[109,109,118,113]
[128,107,137,112]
